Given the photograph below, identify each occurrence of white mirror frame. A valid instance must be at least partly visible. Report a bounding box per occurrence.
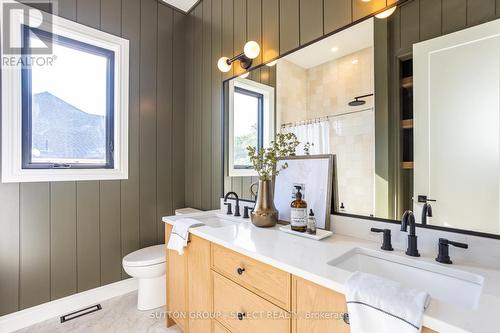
[0,0,129,183]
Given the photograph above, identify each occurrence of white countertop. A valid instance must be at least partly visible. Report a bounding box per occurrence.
[163,211,500,333]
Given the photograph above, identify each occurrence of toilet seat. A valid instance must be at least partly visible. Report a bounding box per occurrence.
[122,244,165,267]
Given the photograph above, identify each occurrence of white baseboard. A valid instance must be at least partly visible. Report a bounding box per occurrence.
[0,278,138,333]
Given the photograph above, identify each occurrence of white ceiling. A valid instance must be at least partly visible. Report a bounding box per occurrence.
[161,0,198,13]
[283,18,374,69]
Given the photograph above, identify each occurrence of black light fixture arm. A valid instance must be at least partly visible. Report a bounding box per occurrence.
[225,52,252,70]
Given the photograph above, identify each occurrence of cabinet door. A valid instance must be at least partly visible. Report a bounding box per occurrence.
[166,224,188,331]
[292,276,438,333]
[187,236,212,333]
[414,18,500,235]
[292,276,349,333]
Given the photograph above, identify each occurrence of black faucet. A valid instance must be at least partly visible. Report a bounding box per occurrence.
[370,228,394,251]
[436,238,468,264]
[421,203,433,225]
[401,210,420,257]
[243,206,252,219]
[224,192,240,217]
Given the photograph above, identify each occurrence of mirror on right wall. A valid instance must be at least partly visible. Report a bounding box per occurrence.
[223,4,500,237]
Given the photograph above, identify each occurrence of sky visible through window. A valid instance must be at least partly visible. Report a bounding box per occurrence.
[31,33,108,116]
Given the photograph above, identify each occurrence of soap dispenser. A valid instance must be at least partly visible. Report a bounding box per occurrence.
[306,209,317,235]
[290,186,307,232]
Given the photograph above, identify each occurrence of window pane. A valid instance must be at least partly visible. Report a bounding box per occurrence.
[26,31,112,166]
[233,91,259,168]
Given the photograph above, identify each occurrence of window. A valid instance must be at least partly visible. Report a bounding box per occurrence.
[233,87,263,169]
[1,3,129,182]
[228,78,275,177]
[22,26,115,170]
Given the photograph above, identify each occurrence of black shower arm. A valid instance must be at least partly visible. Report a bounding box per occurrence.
[354,93,374,99]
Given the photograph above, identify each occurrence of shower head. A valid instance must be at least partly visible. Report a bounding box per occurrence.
[348,93,374,107]
[348,98,366,107]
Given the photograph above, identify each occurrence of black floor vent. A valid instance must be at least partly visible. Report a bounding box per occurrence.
[60,304,102,323]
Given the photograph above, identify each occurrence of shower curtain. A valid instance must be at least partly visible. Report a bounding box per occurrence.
[281,120,330,155]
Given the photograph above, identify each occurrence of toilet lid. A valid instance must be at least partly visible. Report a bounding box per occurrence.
[123,244,165,267]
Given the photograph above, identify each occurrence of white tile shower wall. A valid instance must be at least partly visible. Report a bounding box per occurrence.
[277,48,376,217]
[276,60,308,125]
[330,109,374,216]
[332,214,500,270]
[306,47,374,118]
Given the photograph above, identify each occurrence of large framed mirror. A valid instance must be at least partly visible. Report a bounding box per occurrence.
[222,5,500,239]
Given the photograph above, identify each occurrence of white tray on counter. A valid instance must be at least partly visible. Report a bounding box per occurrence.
[279,225,333,240]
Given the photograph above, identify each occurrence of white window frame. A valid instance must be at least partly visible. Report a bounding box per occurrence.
[228,78,275,177]
[1,0,129,182]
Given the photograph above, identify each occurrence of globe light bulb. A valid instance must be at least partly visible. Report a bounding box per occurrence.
[375,7,396,19]
[244,41,260,59]
[266,60,278,67]
[217,57,231,72]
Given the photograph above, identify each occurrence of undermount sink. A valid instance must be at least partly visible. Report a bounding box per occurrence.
[328,248,484,310]
[183,212,241,228]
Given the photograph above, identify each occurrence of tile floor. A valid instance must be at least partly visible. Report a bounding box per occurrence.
[14,292,182,333]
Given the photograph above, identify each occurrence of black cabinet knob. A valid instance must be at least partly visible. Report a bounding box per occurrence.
[237,267,245,275]
[237,312,246,320]
[343,313,350,325]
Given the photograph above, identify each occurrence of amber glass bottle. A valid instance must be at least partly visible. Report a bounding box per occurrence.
[290,186,307,232]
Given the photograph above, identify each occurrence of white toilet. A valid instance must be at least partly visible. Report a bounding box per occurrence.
[122,244,166,311]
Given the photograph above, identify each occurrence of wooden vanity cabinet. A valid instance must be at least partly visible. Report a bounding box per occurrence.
[292,276,349,333]
[165,225,212,333]
[165,225,438,333]
[166,224,188,331]
[292,277,437,333]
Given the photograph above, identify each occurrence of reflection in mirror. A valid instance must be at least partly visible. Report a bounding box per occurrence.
[279,19,375,217]
[223,10,500,237]
[224,18,393,217]
[224,66,277,200]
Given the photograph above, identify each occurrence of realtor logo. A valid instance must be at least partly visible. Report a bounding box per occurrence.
[2,0,55,55]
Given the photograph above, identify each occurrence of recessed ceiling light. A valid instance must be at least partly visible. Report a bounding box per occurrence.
[352,59,359,64]
[331,47,339,52]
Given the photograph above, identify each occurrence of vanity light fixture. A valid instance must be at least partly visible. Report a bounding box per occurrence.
[217,41,260,73]
[375,6,397,19]
[266,60,278,67]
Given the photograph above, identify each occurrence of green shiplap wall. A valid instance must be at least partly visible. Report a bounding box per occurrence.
[184,0,500,211]
[0,0,186,315]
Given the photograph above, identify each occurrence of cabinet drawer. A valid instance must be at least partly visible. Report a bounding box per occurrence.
[213,320,232,333]
[212,244,291,310]
[213,271,290,333]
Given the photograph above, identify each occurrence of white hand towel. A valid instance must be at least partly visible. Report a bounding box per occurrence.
[167,218,204,255]
[345,272,430,333]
